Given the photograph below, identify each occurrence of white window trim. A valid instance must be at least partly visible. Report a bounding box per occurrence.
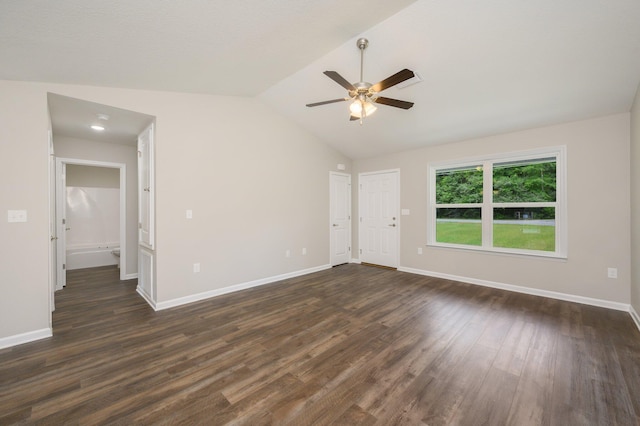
[428,146,567,259]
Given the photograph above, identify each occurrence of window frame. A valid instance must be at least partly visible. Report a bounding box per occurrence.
[428,146,567,258]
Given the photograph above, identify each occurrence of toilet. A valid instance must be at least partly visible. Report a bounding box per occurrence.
[111,248,121,268]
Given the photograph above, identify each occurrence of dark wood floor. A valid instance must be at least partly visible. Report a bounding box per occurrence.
[1,265,639,425]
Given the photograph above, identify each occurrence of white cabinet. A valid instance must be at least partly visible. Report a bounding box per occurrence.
[137,123,156,308]
[138,123,155,249]
[138,247,155,304]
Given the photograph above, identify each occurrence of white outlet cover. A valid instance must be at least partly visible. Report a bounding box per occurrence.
[186,209,193,219]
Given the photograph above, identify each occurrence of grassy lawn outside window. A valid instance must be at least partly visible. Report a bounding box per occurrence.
[428,147,566,258]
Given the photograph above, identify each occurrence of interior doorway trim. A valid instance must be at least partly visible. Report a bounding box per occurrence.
[55,157,128,281]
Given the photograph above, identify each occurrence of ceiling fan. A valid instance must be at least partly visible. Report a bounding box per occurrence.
[306,38,415,124]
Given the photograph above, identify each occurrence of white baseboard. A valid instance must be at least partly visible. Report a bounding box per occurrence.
[124,273,138,280]
[398,266,630,312]
[136,286,157,311]
[155,264,332,311]
[0,328,52,350]
[630,305,640,332]
[350,258,361,264]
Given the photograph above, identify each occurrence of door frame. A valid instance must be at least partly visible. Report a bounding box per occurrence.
[329,171,352,266]
[55,158,127,282]
[358,169,401,268]
[48,130,56,316]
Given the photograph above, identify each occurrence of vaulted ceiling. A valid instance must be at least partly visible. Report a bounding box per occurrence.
[2,0,640,158]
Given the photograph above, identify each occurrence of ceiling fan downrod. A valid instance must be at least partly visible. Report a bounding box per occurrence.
[357,38,368,83]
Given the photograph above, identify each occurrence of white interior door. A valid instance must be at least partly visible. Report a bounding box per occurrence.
[359,171,399,268]
[138,123,155,249]
[48,131,56,311]
[330,172,351,266]
[55,160,66,289]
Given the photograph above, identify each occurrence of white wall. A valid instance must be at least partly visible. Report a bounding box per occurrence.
[631,83,640,317]
[0,80,351,344]
[66,164,119,188]
[353,114,631,305]
[55,138,137,274]
[0,81,50,342]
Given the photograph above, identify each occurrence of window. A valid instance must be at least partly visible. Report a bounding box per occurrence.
[428,147,566,258]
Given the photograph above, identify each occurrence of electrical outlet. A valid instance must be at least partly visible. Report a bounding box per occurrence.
[186,209,193,219]
[302,248,307,255]
[285,250,291,258]
[607,267,617,279]
[417,247,423,255]
[193,263,200,273]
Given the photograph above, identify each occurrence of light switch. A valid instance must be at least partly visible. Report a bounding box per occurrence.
[8,210,27,223]
[186,210,193,219]
[401,209,410,216]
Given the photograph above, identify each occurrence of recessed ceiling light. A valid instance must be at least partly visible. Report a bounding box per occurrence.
[90,124,105,131]
[97,113,110,121]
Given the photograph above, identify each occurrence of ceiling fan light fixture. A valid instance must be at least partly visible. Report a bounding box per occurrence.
[90,124,105,131]
[349,99,377,118]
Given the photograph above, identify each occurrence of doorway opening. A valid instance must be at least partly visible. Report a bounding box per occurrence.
[47,93,155,314]
[55,159,126,289]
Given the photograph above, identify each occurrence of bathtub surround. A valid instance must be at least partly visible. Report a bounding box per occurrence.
[65,164,120,270]
[66,246,120,271]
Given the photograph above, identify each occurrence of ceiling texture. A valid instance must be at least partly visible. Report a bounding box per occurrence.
[2,0,640,158]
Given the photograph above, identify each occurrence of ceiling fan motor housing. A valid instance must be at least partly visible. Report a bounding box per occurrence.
[350,81,374,99]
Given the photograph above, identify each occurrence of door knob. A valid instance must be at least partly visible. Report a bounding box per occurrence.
[50,236,58,241]
[388,224,396,227]
[332,224,339,227]
[65,227,71,231]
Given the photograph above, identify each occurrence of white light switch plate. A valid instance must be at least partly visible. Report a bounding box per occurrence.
[401,209,410,216]
[8,210,27,223]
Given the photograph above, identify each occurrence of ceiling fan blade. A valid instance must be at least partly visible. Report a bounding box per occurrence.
[370,69,415,93]
[306,98,350,107]
[349,115,359,121]
[374,96,414,109]
[324,71,356,91]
